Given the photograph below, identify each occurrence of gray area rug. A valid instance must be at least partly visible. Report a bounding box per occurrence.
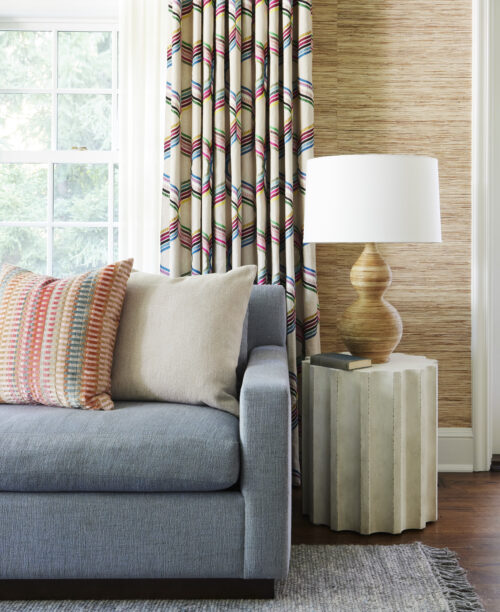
[0,544,484,612]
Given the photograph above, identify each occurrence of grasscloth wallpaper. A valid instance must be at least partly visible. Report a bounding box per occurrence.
[312,0,471,426]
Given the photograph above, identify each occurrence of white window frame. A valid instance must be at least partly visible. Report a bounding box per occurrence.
[0,19,119,275]
[472,0,497,471]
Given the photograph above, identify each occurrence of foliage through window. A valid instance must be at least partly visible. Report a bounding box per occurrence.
[0,26,118,276]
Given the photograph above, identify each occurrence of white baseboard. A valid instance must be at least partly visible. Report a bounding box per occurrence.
[438,428,474,472]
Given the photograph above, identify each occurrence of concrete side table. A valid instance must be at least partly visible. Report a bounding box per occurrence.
[302,353,438,534]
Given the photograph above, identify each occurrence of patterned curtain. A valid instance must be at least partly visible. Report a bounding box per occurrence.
[163,0,320,485]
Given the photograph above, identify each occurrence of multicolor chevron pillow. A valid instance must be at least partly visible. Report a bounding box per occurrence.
[0,259,133,410]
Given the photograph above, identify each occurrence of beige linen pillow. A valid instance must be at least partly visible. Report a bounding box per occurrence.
[111,265,256,416]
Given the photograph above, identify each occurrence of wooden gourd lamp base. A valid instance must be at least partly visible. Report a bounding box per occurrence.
[338,243,402,364]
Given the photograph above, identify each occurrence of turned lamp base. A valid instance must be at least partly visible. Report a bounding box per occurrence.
[338,243,402,364]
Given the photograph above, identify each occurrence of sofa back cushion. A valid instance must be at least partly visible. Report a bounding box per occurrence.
[235,285,286,382]
[247,284,287,351]
[236,309,249,382]
[0,260,133,410]
[111,265,256,416]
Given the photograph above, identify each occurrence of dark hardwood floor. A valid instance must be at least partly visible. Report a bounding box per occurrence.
[292,472,500,611]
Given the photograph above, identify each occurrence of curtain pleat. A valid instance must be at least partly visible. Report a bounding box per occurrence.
[241,1,256,268]
[213,0,226,272]
[164,0,320,485]
[191,1,202,274]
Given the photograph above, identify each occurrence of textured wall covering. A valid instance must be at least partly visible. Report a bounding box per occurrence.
[312,0,472,427]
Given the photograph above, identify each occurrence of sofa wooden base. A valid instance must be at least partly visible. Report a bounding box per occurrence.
[0,578,275,600]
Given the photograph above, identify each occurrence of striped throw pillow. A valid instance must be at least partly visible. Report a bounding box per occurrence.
[0,259,133,410]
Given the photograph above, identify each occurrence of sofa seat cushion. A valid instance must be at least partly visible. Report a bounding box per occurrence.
[0,402,240,492]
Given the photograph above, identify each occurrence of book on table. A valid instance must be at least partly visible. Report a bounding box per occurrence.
[310,352,372,371]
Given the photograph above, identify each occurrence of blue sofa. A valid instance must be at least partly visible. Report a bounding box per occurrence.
[0,285,290,599]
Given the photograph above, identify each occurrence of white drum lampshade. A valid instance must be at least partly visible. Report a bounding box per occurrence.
[304,154,441,363]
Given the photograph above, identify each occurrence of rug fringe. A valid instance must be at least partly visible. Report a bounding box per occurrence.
[421,544,484,611]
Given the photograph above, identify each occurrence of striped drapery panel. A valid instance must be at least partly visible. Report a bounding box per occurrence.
[163,0,320,485]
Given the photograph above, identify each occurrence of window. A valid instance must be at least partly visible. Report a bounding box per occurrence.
[0,24,118,276]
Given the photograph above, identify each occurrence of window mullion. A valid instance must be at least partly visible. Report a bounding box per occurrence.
[0,221,111,228]
[0,88,53,95]
[0,88,114,95]
[110,27,118,262]
[108,162,114,263]
[0,152,118,164]
[51,28,58,151]
[47,28,58,275]
[47,163,54,275]
[112,27,118,152]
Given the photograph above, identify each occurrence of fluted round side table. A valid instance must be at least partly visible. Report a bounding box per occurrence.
[301,353,438,535]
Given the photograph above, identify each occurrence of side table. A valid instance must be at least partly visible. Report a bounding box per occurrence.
[302,353,438,534]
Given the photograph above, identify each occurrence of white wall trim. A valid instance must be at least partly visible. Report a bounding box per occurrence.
[438,428,474,472]
[0,1,118,20]
[471,0,493,471]
[0,19,118,27]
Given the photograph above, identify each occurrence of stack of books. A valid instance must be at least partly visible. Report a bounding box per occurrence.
[310,352,372,371]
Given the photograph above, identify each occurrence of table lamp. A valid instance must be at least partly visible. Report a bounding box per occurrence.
[304,154,441,363]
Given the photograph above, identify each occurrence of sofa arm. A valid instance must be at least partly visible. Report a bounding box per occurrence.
[239,345,291,579]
